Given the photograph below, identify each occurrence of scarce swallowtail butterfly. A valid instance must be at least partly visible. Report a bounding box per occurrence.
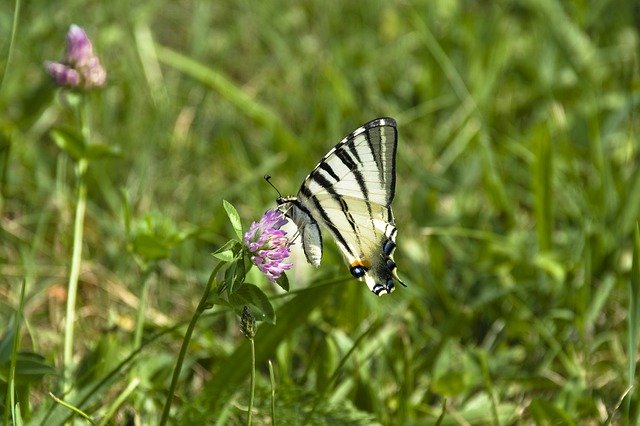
[275,117,403,296]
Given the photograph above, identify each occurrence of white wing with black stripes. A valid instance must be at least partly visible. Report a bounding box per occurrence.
[277,117,403,296]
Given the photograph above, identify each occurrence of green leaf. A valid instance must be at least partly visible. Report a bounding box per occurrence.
[127,212,186,262]
[532,124,553,252]
[628,223,640,421]
[212,250,235,262]
[223,200,243,240]
[200,284,331,407]
[431,339,477,397]
[130,234,173,261]
[120,189,133,239]
[0,352,57,384]
[155,46,300,154]
[84,142,121,160]
[275,272,290,292]
[225,257,247,294]
[212,240,241,263]
[431,369,466,396]
[228,283,275,324]
[12,403,23,426]
[50,126,86,161]
[529,399,575,425]
[0,327,14,362]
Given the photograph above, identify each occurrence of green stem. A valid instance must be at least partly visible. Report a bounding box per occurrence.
[268,360,275,426]
[133,266,154,350]
[0,0,21,215]
[0,0,21,95]
[63,157,88,393]
[4,280,26,425]
[246,338,255,426]
[0,145,10,216]
[159,263,222,426]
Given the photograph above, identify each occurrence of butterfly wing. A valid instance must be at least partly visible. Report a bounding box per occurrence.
[294,117,402,296]
[279,198,323,267]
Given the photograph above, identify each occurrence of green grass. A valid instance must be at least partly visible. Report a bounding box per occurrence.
[1,0,639,424]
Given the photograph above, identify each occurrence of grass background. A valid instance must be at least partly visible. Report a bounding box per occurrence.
[1,0,639,424]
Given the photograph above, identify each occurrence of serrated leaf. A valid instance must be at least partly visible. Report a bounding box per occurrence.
[223,200,243,240]
[50,127,86,160]
[228,283,275,324]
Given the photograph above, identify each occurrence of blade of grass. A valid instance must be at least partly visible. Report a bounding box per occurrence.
[5,280,26,426]
[0,0,22,215]
[36,314,204,425]
[627,223,640,422]
[479,129,516,227]
[532,124,553,253]
[133,23,169,108]
[154,45,299,153]
[48,393,96,425]
[159,262,223,426]
[201,283,331,406]
[268,360,276,426]
[475,349,500,426]
[0,0,21,95]
[97,378,140,426]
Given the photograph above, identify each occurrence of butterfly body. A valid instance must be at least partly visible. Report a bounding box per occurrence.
[278,117,402,296]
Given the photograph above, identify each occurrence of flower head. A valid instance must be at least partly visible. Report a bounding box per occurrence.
[243,210,292,283]
[46,24,106,89]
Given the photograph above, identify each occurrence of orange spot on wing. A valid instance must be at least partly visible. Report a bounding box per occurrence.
[350,259,371,269]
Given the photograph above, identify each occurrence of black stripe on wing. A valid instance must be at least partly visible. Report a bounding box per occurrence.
[309,171,360,241]
[366,123,398,205]
[299,185,355,258]
[335,148,369,202]
[319,162,340,181]
[364,127,385,190]
[294,117,399,262]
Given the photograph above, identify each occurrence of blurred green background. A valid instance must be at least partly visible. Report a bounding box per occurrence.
[1,0,639,424]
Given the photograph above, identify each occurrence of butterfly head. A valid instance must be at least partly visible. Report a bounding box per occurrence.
[275,196,293,215]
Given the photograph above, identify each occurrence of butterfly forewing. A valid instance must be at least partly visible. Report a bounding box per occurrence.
[279,117,402,296]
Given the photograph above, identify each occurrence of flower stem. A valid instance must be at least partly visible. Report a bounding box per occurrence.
[159,263,222,426]
[63,157,88,393]
[133,266,154,350]
[268,360,276,426]
[246,337,256,426]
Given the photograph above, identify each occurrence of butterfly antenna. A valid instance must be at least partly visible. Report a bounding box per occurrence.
[264,174,283,198]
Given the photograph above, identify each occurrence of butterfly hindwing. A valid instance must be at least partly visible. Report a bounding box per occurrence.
[281,199,323,267]
[278,117,402,296]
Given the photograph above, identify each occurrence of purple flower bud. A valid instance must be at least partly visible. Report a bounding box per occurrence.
[243,210,292,283]
[46,62,81,87]
[45,24,106,90]
[66,25,94,66]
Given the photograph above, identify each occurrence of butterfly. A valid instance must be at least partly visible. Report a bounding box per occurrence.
[275,117,403,296]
